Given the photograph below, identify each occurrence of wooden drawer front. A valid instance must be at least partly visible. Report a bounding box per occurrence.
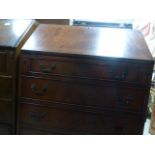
[21,55,152,85]
[21,77,146,113]
[19,103,142,134]
[0,50,14,75]
[19,126,90,135]
[0,100,12,124]
[19,127,65,135]
[19,128,52,135]
[0,77,12,98]
[0,124,12,135]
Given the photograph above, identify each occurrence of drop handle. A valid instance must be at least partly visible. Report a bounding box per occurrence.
[31,84,48,96]
[113,124,127,133]
[117,95,134,106]
[110,69,128,80]
[40,64,57,73]
[29,111,47,121]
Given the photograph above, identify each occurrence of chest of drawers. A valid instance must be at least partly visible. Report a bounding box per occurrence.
[0,20,37,134]
[18,25,154,134]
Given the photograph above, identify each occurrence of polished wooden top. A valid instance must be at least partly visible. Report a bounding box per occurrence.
[22,24,153,61]
[0,19,35,48]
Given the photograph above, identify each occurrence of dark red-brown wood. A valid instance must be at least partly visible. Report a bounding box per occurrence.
[18,24,154,135]
[0,19,38,134]
[22,24,153,61]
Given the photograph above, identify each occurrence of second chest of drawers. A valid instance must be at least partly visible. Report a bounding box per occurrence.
[0,19,37,134]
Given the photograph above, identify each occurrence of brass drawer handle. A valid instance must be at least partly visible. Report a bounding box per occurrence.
[113,124,127,133]
[31,84,48,96]
[110,69,128,81]
[40,64,57,73]
[117,95,134,106]
[29,111,47,122]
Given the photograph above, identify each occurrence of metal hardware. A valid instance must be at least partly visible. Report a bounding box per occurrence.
[31,84,48,96]
[110,69,128,80]
[39,63,57,73]
[117,95,134,106]
[111,121,127,133]
[113,124,127,133]
[29,111,47,121]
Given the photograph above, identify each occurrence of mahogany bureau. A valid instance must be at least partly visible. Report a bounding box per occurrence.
[0,20,37,134]
[18,24,154,134]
